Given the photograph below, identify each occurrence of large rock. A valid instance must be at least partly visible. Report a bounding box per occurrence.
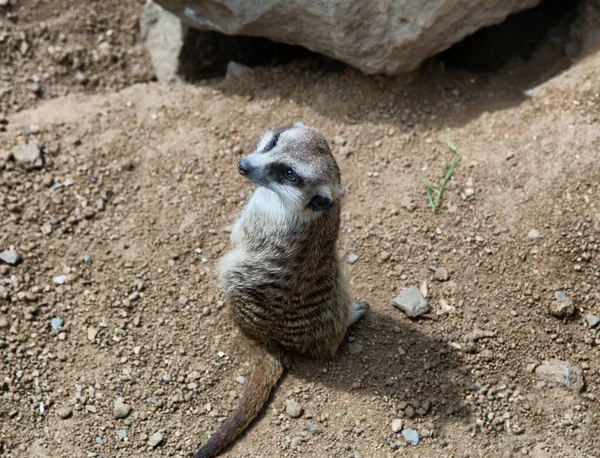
[140,1,185,82]
[152,0,542,75]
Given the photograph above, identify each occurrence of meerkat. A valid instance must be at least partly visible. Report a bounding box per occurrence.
[193,122,368,458]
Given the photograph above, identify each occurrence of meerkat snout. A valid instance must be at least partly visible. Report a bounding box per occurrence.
[236,122,341,212]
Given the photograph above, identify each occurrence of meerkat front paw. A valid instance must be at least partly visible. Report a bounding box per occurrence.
[348,301,369,326]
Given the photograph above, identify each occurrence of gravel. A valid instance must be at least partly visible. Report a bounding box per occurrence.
[1,10,599,457]
[348,253,360,264]
[391,418,403,433]
[392,287,430,318]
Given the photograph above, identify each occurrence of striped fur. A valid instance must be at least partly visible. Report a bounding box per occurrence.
[194,123,354,457]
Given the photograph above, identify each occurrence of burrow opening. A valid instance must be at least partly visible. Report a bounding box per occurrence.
[176,29,322,82]
[437,0,583,72]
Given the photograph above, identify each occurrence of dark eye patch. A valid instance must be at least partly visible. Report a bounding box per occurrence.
[265,162,305,187]
[263,133,279,153]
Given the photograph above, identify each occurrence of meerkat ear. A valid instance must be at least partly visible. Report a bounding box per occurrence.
[307,193,334,211]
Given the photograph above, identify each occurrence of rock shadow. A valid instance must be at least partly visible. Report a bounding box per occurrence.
[289,309,471,437]
[202,0,588,132]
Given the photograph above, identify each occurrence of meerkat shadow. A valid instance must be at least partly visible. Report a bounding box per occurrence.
[290,308,472,435]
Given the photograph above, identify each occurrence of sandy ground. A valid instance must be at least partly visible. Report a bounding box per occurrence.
[1,1,600,458]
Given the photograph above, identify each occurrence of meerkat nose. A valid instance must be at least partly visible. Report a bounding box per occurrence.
[237,158,251,176]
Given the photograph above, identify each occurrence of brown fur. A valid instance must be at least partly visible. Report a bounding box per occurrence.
[193,343,283,458]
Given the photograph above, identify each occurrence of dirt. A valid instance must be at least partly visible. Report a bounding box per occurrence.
[1,1,600,458]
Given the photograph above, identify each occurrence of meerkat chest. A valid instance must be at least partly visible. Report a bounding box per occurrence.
[229,188,295,246]
[220,189,287,278]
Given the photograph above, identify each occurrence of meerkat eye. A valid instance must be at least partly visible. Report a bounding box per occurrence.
[285,169,297,182]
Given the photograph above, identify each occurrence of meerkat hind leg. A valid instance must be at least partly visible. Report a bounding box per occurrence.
[348,301,369,327]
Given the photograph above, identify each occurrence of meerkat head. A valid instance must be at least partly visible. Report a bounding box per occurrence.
[237,122,341,213]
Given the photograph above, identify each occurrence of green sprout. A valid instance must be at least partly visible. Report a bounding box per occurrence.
[421,138,461,212]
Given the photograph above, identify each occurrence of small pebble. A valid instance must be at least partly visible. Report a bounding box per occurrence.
[0,249,22,265]
[148,431,163,447]
[379,251,391,262]
[348,253,359,264]
[392,287,430,318]
[348,342,364,355]
[56,407,72,419]
[333,135,346,146]
[116,430,127,441]
[75,72,88,84]
[53,275,67,285]
[584,314,600,328]
[306,423,322,434]
[550,292,575,318]
[12,142,41,165]
[113,398,131,419]
[402,428,420,446]
[433,267,450,282]
[527,229,540,239]
[391,418,403,433]
[87,327,98,342]
[399,196,417,212]
[286,400,303,418]
[535,360,585,392]
[51,317,64,334]
[291,436,304,447]
[235,376,246,385]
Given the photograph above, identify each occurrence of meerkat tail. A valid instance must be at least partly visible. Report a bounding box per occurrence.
[193,344,284,458]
